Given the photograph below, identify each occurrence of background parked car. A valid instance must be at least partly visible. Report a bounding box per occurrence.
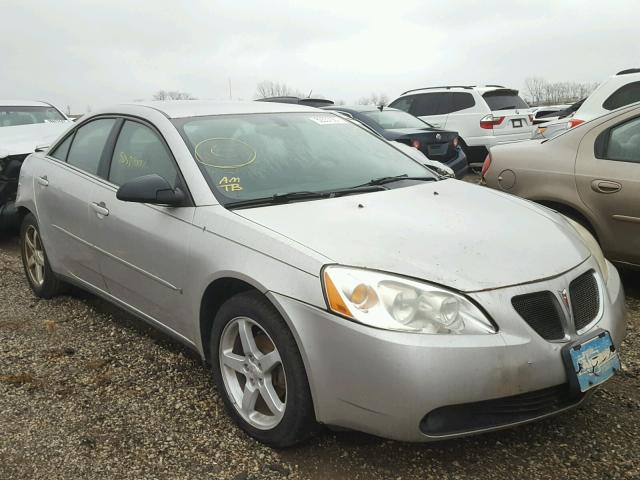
[534,69,640,140]
[388,85,534,163]
[483,102,640,267]
[531,104,571,124]
[532,99,586,139]
[323,105,467,178]
[0,100,72,229]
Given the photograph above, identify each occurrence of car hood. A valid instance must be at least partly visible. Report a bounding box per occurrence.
[233,180,590,292]
[0,121,72,158]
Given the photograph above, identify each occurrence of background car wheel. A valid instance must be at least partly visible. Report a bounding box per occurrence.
[20,213,67,298]
[210,290,316,448]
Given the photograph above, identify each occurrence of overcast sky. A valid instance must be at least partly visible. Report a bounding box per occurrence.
[2,0,638,113]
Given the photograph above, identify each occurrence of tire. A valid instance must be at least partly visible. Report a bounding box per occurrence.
[209,290,316,447]
[20,213,67,298]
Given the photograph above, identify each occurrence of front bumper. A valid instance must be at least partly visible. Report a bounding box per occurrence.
[269,258,626,442]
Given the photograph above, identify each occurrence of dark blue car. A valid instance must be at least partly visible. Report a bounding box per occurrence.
[322,105,468,178]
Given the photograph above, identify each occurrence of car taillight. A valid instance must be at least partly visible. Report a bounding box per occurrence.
[481,153,492,177]
[568,118,584,128]
[480,114,505,129]
[411,139,422,149]
[452,137,459,148]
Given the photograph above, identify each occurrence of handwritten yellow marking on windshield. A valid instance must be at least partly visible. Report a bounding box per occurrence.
[218,176,242,192]
[195,138,256,169]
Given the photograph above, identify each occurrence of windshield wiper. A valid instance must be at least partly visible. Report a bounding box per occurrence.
[225,186,386,209]
[357,174,437,187]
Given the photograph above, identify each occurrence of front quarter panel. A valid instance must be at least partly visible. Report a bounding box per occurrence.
[15,152,39,217]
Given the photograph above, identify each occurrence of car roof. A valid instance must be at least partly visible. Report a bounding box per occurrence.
[322,105,402,114]
[0,100,57,107]
[115,100,320,119]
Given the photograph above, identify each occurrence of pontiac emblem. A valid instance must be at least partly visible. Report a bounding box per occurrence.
[559,289,570,309]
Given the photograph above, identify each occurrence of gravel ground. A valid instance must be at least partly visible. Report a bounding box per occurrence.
[1,232,639,480]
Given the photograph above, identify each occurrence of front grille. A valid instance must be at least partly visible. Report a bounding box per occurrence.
[570,270,600,331]
[512,291,565,340]
[420,384,584,436]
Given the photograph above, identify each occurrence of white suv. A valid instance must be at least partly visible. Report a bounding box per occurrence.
[389,85,534,162]
[535,69,640,139]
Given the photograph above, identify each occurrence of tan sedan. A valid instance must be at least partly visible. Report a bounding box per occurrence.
[483,102,640,268]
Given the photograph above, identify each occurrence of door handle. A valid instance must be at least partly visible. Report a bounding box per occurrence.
[91,201,109,217]
[37,175,49,187]
[591,180,621,194]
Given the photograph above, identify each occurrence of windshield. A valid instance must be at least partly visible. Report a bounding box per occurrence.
[174,112,433,204]
[482,92,529,111]
[361,109,427,130]
[0,106,66,127]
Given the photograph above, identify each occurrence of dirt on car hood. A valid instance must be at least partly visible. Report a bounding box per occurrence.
[234,180,590,292]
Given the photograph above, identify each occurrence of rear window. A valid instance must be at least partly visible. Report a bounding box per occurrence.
[602,81,640,111]
[482,91,529,111]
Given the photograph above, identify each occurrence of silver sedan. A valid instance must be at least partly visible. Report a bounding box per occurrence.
[15,101,626,447]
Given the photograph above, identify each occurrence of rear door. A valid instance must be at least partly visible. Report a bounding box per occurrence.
[35,118,118,289]
[87,118,195,337]
[575,113,640,265]
[482,89,534,141]
[407,92,450,128]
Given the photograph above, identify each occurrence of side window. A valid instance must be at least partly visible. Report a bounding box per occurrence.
[49,134,73,161]
[602,81,640,111]
[67,119,117,175]
[449,92,476,113]
[602,116,640,163]
[388,95,414,112]
[109,120,178,187]
[411,93,450,116]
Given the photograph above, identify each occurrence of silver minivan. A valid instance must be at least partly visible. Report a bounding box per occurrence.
[16,101,625,447]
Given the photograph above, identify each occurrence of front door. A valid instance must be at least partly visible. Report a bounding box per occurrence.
[575,113,640,265]
[34,118,118,289]
[87,119,196,338]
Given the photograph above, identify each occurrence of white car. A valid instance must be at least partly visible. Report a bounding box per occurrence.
[0,100,73,228]
[389,85,534,163]
[535,69,640,139]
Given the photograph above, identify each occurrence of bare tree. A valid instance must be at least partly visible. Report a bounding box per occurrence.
[356,93,389,107]
[255,81,303,99]
[524,77,598,106]
[152,90,197,101]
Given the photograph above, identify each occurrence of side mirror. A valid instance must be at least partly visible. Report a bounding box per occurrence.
[35,144,50,153]
[116,174,186,206]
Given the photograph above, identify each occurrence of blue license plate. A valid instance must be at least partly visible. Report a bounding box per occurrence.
[568,331,620,392]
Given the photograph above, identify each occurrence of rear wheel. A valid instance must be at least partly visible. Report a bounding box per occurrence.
[20,213,67,298]
[209,291,316,447]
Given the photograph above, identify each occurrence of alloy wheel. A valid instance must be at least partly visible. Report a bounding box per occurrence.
[219,316,287,430]
[24,225,46,287]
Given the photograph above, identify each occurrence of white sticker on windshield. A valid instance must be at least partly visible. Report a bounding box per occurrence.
[308,115,347,125]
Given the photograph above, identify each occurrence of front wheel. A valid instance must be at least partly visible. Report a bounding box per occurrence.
[209,291,317,447]
[20,213,67,298]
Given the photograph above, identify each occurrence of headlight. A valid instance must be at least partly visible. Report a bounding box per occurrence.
[322,266,496,334]
[564,217,608,282]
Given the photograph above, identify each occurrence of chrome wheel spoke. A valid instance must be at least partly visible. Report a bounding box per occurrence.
[260,350,281,373]
[237,319,260,357]
[241,383,259,414]
[258,379,285,418]
[221,351,246,374]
